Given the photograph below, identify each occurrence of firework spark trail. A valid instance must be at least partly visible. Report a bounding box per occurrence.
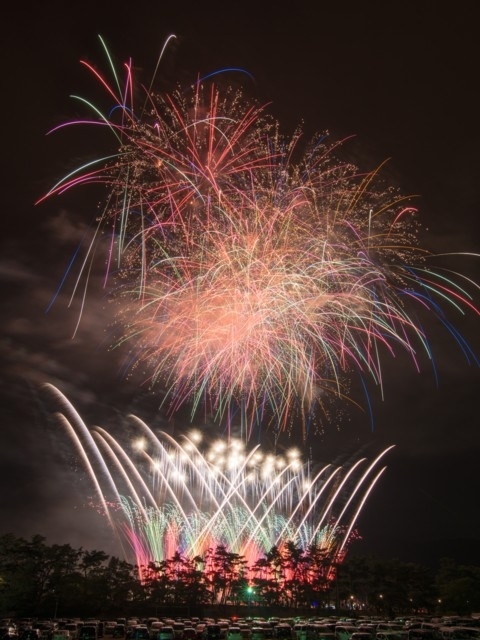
[46,384,392,580]
[42,383,120,531]
[334,463,389,559]
[39,36,480,437]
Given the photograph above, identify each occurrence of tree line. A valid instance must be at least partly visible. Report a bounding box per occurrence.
[1,534,479,619]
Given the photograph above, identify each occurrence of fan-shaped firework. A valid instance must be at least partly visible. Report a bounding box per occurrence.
[45,383,392,582]
[39,35,480,436]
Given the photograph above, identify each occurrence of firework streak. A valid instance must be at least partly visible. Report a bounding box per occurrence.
[38,35,480,436]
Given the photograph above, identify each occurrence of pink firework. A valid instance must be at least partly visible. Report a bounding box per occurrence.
[39,35,480,437]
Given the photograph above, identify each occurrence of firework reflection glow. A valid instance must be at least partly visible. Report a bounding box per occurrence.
[38,36,480,436]
[45,383,392,581]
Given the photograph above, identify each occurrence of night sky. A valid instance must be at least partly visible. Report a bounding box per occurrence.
[2,1,480,564]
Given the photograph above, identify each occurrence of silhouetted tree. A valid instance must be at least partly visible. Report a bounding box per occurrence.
[1,533,479,617]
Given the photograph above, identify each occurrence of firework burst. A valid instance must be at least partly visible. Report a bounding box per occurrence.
[39,35,480,437]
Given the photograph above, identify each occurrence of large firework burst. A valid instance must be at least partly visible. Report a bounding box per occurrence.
[39,35,480,437]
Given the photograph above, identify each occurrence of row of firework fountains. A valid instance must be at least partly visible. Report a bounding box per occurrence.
[39,34,480,585]
[45,383,392,585]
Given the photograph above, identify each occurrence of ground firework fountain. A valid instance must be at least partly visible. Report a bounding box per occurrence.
[45,383,392,581]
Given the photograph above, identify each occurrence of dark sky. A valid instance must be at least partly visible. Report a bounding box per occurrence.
[2,1,480,565]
